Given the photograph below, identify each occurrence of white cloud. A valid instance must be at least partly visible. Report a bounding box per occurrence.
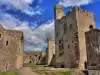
[58,0,93,7]
[0,10,54,51]
[14,20,54,51]
[0,0,43,16]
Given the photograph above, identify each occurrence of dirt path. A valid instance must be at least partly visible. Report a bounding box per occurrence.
[19,67,39,75]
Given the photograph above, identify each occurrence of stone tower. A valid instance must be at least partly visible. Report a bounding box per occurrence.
[46,39,55,65]
[54,5,64,20]
[54,5,96,70]
[0,25,24,72]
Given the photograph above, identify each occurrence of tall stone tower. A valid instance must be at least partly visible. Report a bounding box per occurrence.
[0,25,24,71]
[46,39,55,65]
[54,5,96,70]
[54,5,64,20]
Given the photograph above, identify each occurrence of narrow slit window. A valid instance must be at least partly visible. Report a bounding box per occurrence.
[6,41,8,46]
[0,34,1,38]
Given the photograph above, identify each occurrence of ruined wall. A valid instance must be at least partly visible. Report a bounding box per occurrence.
[24,51,46,65]
[46,39,55,66]
[88,70,100,75]
[85,29,100,70]
[54,6,79,68]
[75,7,96,69]
[63,7,78,68]
[54,5,96,69]
[54,5,65,67]
[0,25,24,72]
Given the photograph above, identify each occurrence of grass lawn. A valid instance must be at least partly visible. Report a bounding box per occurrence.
[24,64,73,75]
[56,71,72,75]
[32,65,72,75]
[1,71,20,75]
[37,71,72,75]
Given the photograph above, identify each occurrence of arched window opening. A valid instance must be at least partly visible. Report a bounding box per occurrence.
[29,60,31,63]
[89,25,93,30]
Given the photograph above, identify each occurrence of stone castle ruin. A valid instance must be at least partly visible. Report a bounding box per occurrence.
[85,29,100,70]
[0,25,24,72]
[24,39,55,66]
[46,39,55,66]
[24,51,46,65]
[0,4,100,75]
[54,5,96,70]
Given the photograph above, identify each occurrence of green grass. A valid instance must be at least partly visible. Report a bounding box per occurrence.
[56,71,72,75]
[1,71,20,75]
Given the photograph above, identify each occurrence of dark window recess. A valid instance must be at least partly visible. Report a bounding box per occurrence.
[70,24,72,29]
[89,25,93,30]
[61,65,64,68]
[62,44,64,49]
[59,52,64,56]
[6,41,8,46]
[21,36,23,41]
[35,55,37,57]
[68,45,70,49]
[59,40,62,44]
[0,34,1,38]
[59,38,64,50]
[29,61,32,63]
[63,23,67,34]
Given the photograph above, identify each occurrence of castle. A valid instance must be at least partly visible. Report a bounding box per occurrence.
[24,50,46,65]
[54,5,96,70]
[24,39,55,66]
[0,25,24,72]
[23,6,100,73]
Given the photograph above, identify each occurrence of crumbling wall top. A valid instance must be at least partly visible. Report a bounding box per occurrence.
[73,6,94,16]
[54,5,64,11]
[0,25,4,30]
[65,6,94,17]
[6,30,23,38]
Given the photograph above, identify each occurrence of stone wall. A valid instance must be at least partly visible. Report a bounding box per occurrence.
[0,25,24,72]
[46,39,55,66]
[88,70,100,75]
[54,5,96,70]
[85,29,100,70]
[24,51,46,65]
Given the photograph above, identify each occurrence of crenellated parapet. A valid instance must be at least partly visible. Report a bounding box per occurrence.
[73,6,94,16]
[65,6,94,17]
[54,5,64,11]
[54,5,64,20]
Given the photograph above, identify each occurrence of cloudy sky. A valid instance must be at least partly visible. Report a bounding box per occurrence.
[0,0,100,51]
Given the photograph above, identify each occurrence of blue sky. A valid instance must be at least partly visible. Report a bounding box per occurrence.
[0,0,100,51]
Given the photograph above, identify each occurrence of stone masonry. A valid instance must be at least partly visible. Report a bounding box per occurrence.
[54,5,96,70]
[0,25,24,72]
[85,29,100,70]
[24,51,46,65]
[46,39,55,66]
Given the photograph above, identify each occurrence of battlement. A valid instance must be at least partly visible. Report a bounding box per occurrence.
[65,6,94,17]
[54,5,64,11]
[0,25,23,41]
[73,6,94,16]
